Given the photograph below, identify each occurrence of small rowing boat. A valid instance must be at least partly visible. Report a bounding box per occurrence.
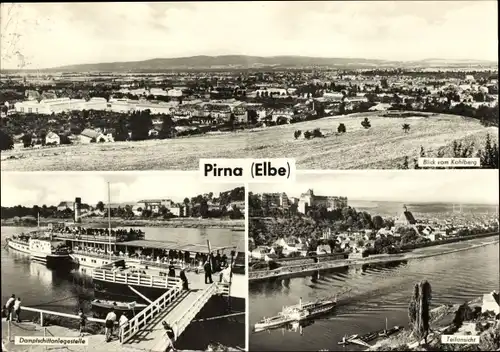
[337,325,402,346]
[91,299,147,311]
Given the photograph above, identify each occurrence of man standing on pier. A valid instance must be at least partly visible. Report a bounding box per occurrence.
[13,298,21,323]
[105,309,117,342]
[4,294,15,321]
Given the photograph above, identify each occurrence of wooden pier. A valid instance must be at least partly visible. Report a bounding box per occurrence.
[93,263,232,351]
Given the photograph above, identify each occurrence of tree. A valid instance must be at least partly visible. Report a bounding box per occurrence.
[372,215,384,230]
[129,111,152,141]
[0,130,14,151]
[248,110,258,124]
[361,117,371,129]
[96,201,105,212]
[159,115,174,139]
[21,133,33,148]
[228,113,236,130]
[477,133,499,169]
[114,116,129,141]
[337,123,346,133]
[402,123,411,133]
[400,156,410,169]
[408,280,432,344]
[199,200,209,218]
[294,130,302,139]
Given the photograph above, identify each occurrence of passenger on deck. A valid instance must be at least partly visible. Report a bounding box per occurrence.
[219,266,231,283]
[168,265,176,278]
[215,251,222,272]
[179,269,189,290]
[204,260,213,284]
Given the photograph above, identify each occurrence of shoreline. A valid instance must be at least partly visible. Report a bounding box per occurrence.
[365,296,494,351]
[1,217,245,231]
[249,234,499,282]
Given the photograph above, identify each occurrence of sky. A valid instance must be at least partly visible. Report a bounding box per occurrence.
[0,172,241,207]
[0,1,497,69]
[250,170,499,205]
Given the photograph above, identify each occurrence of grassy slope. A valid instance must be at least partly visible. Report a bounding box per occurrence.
[1,112,497,171]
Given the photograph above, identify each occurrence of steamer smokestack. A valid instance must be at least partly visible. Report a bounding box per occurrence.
[74,197,82,223]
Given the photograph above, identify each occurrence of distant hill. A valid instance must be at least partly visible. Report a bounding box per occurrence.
[32,55,497,72]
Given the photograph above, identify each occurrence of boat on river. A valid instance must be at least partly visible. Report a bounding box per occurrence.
[6,229,72,268]
[254,297,337,332]
[337,325,402,347]
[91,299,148,312]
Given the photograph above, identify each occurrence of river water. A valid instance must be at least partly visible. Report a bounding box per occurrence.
[1,226,245,350]
[249,239,499,351]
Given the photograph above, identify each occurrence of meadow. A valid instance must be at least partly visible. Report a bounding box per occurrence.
[1,112,497,170]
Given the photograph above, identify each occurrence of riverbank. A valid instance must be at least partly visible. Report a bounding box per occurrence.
[0,217,245,230]
[366,297,499,351]
[1,319,241,352]
[249,235,499,282]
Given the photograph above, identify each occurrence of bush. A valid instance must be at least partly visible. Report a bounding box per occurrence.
[337,123,346,133]
[304,131,312,139]
[0,129,14,150]
[361,117,371,129]
[294,130,302,139]
[312,128,323,138]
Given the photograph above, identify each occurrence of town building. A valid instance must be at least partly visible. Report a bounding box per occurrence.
[298,189,348,214]
[45,131,60,145]
[79,129,107,144]
[136,199,175,214]
[261,192,290,209]
[394,205,417,226]
[481,291,500,316]
[57,201,75,212]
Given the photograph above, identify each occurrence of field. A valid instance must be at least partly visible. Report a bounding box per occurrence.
[1,112,497,170]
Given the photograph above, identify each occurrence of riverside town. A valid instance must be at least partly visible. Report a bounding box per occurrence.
[248,171,499,351]
[1,173,246,352]
[1,66,497,171]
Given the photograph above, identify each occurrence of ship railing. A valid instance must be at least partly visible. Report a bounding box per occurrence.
[52,233,123,243]
[168,282,218,339]
[120,281,183,344]
[92,268,182,290]
[72,250,122,260]
[135,259,202,272]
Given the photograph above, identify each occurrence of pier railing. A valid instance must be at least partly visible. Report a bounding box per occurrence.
[216,282,230,296]
[20,306,106,326]
[170,282,218,338]
[120,282,183,344]
[92,268,183,290]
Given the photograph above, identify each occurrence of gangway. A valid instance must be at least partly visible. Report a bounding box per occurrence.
[120,282,229,351]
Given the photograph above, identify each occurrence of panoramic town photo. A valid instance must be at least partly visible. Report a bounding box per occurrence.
[1,172,246,352]
[0,1,498,171]
[248,170,499,351]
